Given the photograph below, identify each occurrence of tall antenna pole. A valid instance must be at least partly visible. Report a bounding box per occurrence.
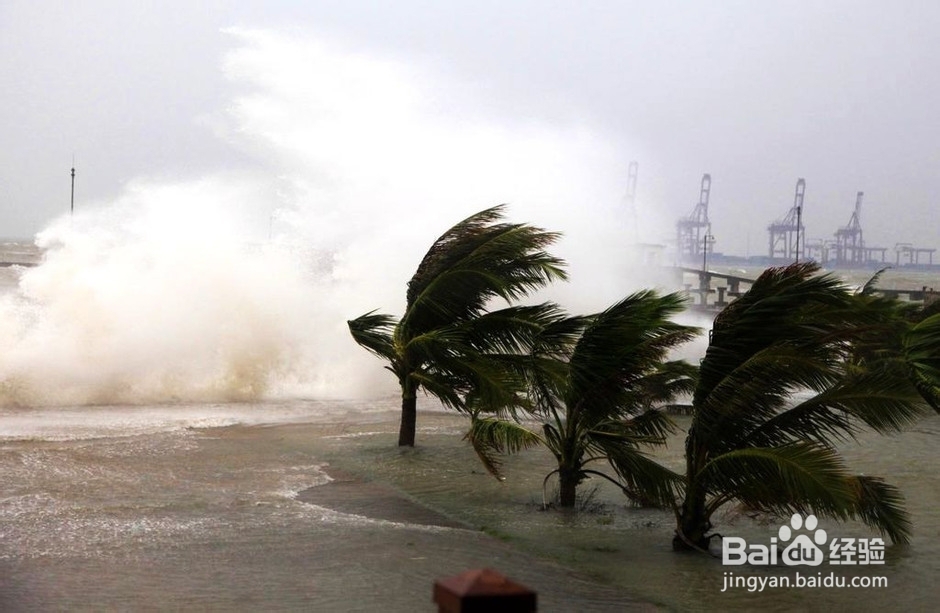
[793,178,805,264]
[70,158,76,217]
[795,203,802,264]
[702,224,713,272]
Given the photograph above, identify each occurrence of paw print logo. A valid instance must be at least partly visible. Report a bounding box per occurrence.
[778,513,828,567]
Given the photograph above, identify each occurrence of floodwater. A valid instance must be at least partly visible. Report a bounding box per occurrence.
[0,400,649,611]
[1,400,937,611]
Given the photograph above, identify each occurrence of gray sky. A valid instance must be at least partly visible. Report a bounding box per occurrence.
[2,0,938,257]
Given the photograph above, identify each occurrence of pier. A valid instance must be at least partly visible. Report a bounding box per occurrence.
[673,267,755,312]
[673,267,940,313]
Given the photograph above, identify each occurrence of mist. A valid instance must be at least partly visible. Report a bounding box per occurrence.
[0,28,682,406]
[3,1,934,405]
[6,3,939,255]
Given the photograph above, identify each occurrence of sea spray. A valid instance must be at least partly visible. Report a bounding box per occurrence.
[0,179,321,405]
[0,28,681,406]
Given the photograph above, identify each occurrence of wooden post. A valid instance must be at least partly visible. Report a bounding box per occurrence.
[433,568,536,612]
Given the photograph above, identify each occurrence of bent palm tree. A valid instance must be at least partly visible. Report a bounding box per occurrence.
[466,291,699,507]
[348,205,567,446]
[674,263,936,551]
[903,311,940,410]
[853,271,940,411]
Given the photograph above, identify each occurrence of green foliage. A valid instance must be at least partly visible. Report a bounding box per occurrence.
[468,291,699,508]
[464,416,543,478]
[348,205,567,446]
[903,311,940,411]
[350,208,938,545]
[676,262,936,549]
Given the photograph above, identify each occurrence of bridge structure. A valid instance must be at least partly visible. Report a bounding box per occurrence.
[671,266,939,313]
[894,243,936,266]
[672,267,755,312]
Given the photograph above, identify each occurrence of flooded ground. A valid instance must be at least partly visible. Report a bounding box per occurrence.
[1,399,936,611]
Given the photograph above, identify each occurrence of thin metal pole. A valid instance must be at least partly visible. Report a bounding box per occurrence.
[703,226,712,272]
[70,165,75,217]
[795,204,802,264]
[702,232,707,271]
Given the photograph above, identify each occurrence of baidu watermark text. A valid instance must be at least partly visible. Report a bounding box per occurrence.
[721,571,888,592]
[719,513,890,592]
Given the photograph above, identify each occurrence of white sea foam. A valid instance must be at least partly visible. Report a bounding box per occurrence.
[0,27,671,407]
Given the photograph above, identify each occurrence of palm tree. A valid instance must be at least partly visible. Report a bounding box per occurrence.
[904,310,940,410]
[465,291,699,508]
[672,263,936,552]
[853,270,940,411]
[347,205,567,447]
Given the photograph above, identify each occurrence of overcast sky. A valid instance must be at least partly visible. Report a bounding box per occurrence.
[2,0,938,257]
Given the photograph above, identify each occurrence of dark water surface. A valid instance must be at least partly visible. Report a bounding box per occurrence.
[0,400,650,611]
[1,399,937,611]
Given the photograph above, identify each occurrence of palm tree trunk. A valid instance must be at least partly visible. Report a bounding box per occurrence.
[398,386,418,447]
[558,466,578,507]
[674,488,710,551]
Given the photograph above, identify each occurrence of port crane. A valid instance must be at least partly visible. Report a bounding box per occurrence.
[676,174,711,262]
[834,192,864,265]
[767,178,805,262]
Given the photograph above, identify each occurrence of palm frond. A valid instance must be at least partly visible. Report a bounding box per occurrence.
[700,444,856,521]
[622,408,679,441]
[524,312,590,416]
[847,475,912,544]
[742,367,927,449]
[464,416,542,479]
[632,360,699,409]
[409,367,466,410]
[585,411,677,451]
[460,302,570,354]
[905,312,940,411]
[858,267,891,296]
[347,312,399,364]
[541,423,565,464]
[407,205,507,306]
[414,349,525,413]
[693,343,845,452]
[403,206,566,333]
[566,291,699,425]
[605,445,685,509]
